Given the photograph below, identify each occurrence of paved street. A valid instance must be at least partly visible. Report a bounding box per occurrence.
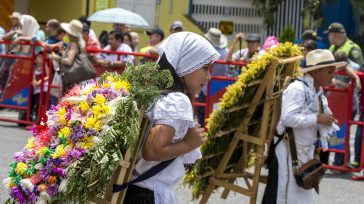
[0,110,363,203]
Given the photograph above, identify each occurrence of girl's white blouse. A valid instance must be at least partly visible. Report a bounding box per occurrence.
[133,92,202,204]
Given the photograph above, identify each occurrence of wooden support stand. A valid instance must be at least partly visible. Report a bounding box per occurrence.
[94,107,149,204]
[199,56,301,204]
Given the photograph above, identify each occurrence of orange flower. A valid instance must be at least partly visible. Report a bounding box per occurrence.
[38,184,48,191]
[47,175,57,184]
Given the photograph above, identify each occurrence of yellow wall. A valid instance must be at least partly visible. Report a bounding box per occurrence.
[29,0,85,24]
[0,0,15,31]
[159,0,203,37]
[28,0,203,46]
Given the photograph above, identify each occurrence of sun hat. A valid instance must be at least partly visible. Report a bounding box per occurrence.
[204,28,227,48]
[324,22,346,34]
[299,49,346,73]
[60,20,83,37]
[8,12,21,19]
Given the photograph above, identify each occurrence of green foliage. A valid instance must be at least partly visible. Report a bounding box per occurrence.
[122,62,174,107]
[278,25,296,43]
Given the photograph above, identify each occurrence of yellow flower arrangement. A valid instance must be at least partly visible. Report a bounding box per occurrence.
[85,116,102,131]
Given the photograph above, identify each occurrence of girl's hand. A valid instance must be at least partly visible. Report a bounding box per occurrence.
[184,124,207,150]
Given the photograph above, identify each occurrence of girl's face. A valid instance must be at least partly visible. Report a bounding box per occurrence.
[123,35,131,46]
[183,62,212,95]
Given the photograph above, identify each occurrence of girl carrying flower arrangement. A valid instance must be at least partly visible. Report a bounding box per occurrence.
[123,32,220,203]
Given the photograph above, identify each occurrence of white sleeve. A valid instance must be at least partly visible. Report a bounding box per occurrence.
[153,92,194,139]
[280,83,317,128]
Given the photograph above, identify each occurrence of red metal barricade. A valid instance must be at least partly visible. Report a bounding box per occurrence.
[0,40,51,125]
[322,71,364,180]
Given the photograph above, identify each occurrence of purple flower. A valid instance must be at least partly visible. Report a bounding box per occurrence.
[87,129,97,137]
[10,187,26,204]
[13,152,25,162]
[28,192,36,204]
[65,108,72,122]
[69,124,86,143]
[46,183,59,197]
[53,167,66,177]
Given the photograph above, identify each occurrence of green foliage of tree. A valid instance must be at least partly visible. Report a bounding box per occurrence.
[278,24,296,43]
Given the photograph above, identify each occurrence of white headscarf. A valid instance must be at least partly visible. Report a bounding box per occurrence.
[20,15,39,38]
[157,32,220,77]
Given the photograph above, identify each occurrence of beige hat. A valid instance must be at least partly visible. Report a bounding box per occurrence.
[60,20,83,37]
[9,11,21,19]
[204,28,227,48]
[299,49,346,73]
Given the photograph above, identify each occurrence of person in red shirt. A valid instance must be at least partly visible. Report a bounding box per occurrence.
[82,23,101,51]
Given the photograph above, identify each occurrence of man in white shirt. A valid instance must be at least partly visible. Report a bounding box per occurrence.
[262,49,342,204]
[95,31,134,71]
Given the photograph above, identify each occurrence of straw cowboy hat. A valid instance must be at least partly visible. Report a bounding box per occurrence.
[9,11,21,19]
[204,28,227,48]
[60,20,83,37]
[299,49,346,73]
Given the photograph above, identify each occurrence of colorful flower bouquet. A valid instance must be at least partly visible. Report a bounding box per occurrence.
[3,63,173,203]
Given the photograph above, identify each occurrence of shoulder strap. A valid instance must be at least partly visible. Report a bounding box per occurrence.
[113,158,175,192]
[113,92,175,192]
[287,127,300,171]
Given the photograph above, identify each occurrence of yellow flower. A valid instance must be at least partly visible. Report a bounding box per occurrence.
[85,116,102,131]
[58,127,71,139]
[39,147,49,156]
[16,162,28,175]
[57,107,67,125]
[102,83,111,88]
[106,75,115,82]
[115,80,131,91]
[25,138,35,150]
[82,84,96,95]
[94,94,106,105]
[79,100,90,112]
[92,104,110,117]
[82,135,93,149]
[51,144,66,159]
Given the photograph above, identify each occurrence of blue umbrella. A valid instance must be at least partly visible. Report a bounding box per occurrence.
[88,7,149,27]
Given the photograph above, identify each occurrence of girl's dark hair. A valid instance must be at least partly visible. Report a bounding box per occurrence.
[302,40,317,51]
[122,32,134,50]
[157,53,188,94]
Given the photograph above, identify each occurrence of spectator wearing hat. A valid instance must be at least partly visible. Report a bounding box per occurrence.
[262,49,340,204]
[195,28,229,126]
[327,22,364,71]
[227,32,264,63]
[50,19,86,92]
[169,20,184,34]
[296,30,325,49]
[140,28,165,62]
